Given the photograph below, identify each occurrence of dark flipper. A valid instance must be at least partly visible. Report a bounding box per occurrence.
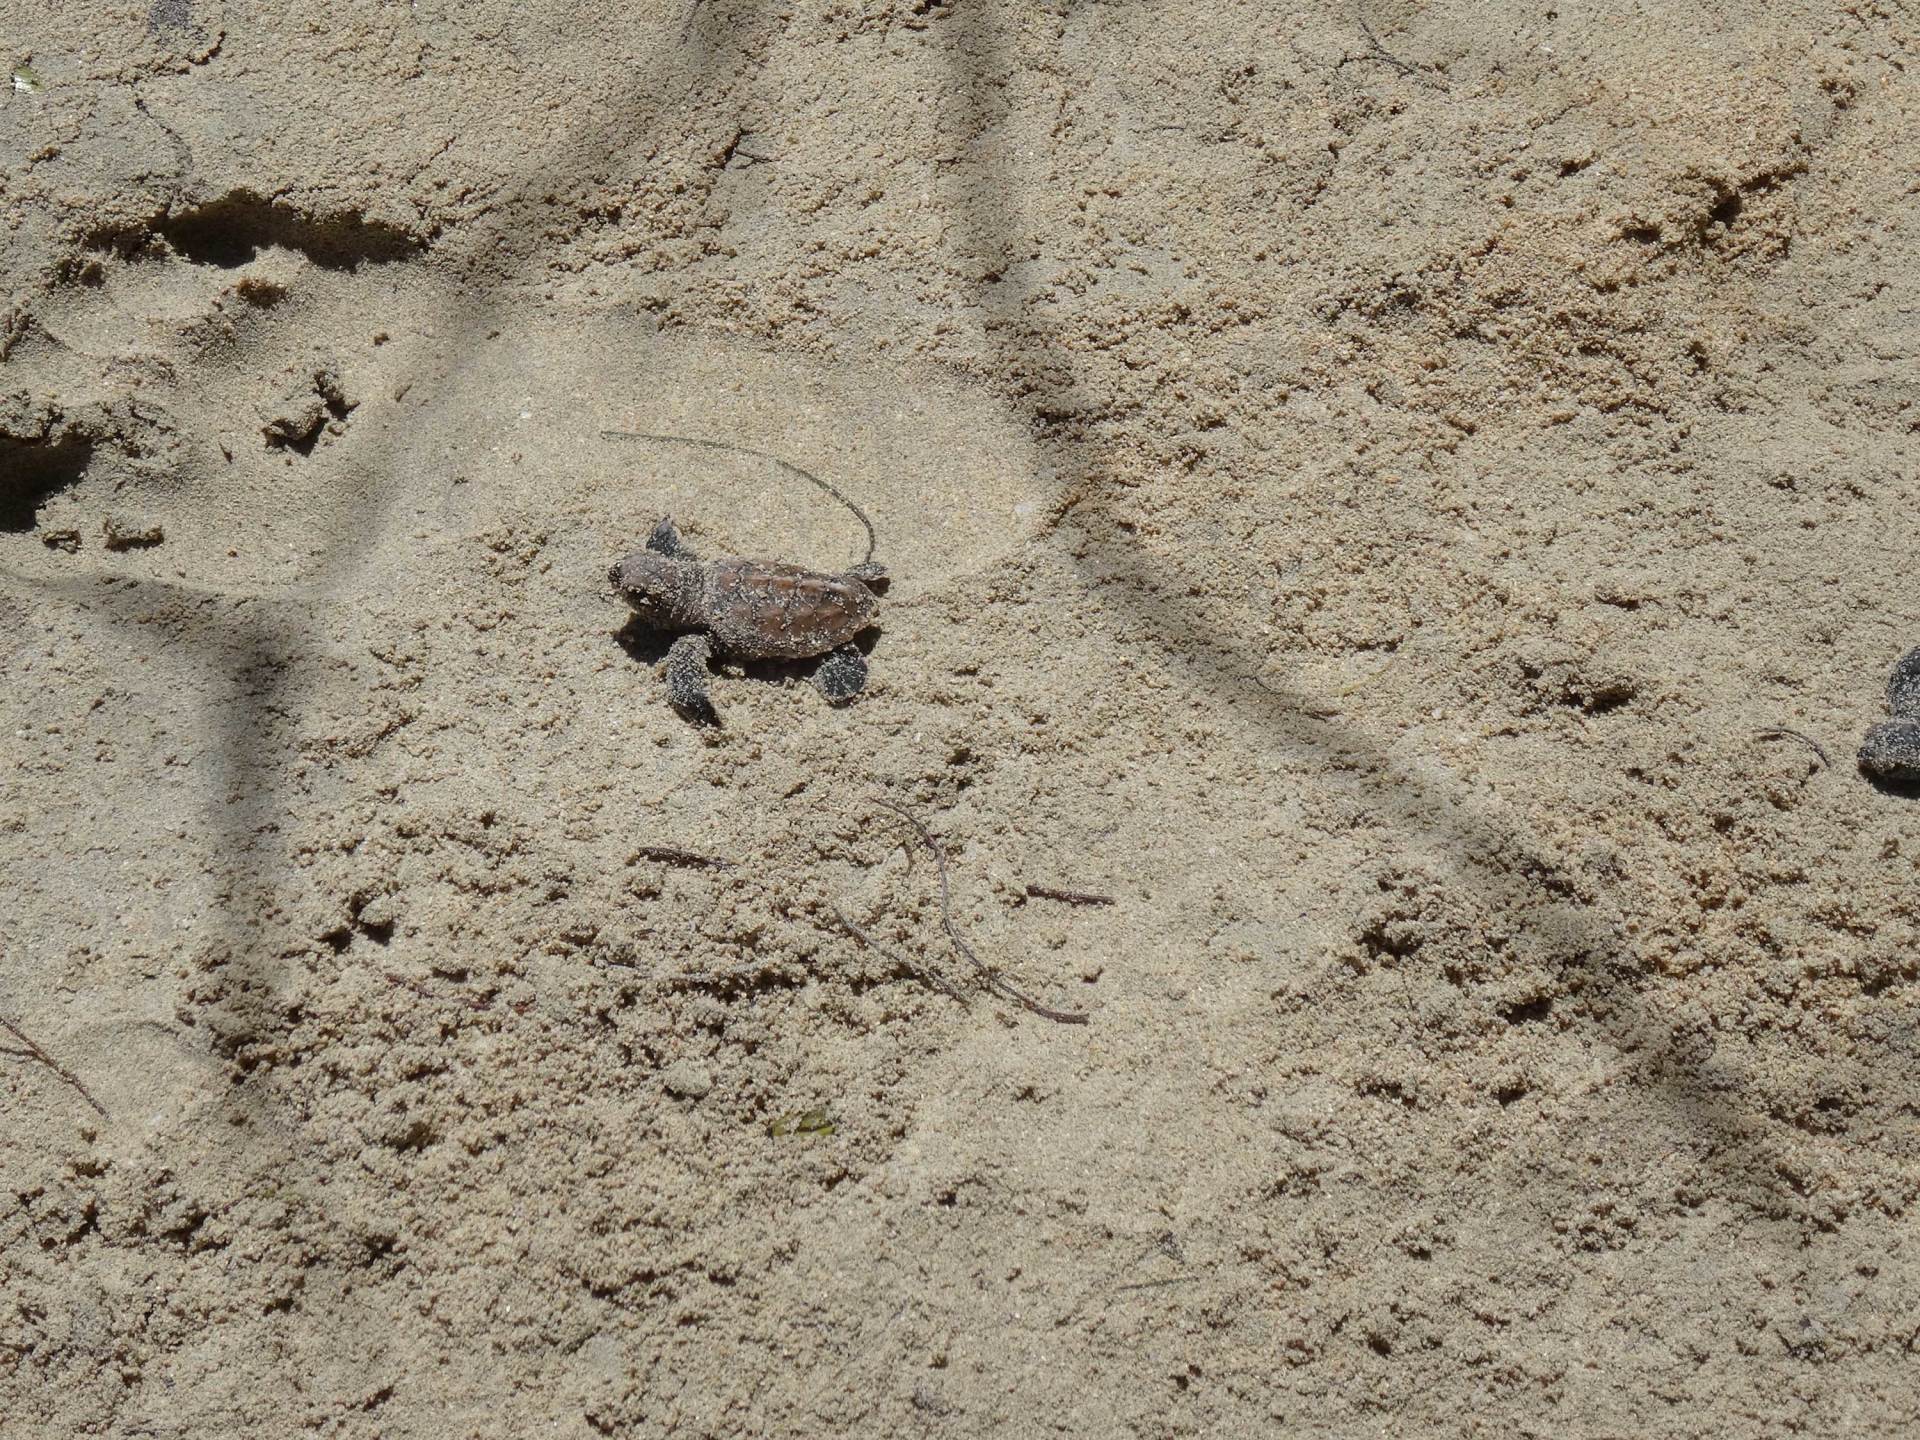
[814,644,869,704]
[647,515,697,561]
[1890,645,1920,719]
[846,560,889,593]
[664,632,718,723]
[1860,719,1920,785]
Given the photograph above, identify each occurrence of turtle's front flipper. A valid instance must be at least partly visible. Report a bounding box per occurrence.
[814,644,868,704]
[664,632,718,723]
[647,516,698,561]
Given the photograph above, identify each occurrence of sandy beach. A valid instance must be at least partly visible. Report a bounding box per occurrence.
[3,3,1918,1435]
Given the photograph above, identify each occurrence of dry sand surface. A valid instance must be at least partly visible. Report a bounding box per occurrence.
[4,2,1919,1435]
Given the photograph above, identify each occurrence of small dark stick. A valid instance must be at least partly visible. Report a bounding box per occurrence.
[1025,884,1116,907]
[1114,1275,1201,1294]
[600,430,879,566]
[1754,728,1830,771]
[876,800,1090,1026]
[0,1011,108,1118]
[632,845,736,870]
[1356,15,1415,75]
[1354,14,1446,90]
[384,971,495,1011]
[832,906,972,1007]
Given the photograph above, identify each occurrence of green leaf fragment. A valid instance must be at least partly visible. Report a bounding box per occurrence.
[768,1106,835,1137]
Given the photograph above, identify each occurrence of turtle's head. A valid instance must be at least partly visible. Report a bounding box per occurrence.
[609,550,701,628]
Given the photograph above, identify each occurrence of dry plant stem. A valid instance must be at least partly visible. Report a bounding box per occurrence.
[1355,13,1447,90]
[1025,884,1116,907]
[600,430,879,565]
[1114,1275,1200,1293]
[0,1011,108,1117]
[832,906,971,1007]
[876,800,1091,1026]
[384,971,494,1011]
[658,961,794,990]
[1754,727,1830,770]
[1356,15,1414,76]
[633,845,736,869]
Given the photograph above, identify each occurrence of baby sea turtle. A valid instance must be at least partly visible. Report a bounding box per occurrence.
[610,516,886,723]
[1859,644,1920,787]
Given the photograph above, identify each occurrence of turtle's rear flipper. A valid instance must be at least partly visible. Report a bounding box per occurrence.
[814,644,868,704]
[664,632,718,724]
[846,560,888,593]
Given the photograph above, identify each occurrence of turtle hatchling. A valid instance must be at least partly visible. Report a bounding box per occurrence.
[610,516,886,722]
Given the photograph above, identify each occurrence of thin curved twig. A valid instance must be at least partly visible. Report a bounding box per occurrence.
[1753,727,1829,772]
[0,1011,108,1117]
[600,430,878,564]
[832,905,971,1007]
[876,800,1090,1025]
